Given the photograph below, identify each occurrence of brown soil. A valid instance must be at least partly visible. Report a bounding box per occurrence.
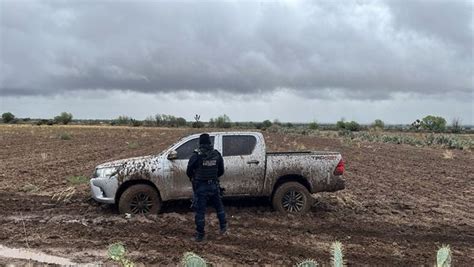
[0,125,473,266]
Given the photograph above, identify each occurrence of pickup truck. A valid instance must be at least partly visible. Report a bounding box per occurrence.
[90,132,345,214]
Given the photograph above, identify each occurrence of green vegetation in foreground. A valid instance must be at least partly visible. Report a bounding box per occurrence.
[107,242,452,266]
[66,175,89,185]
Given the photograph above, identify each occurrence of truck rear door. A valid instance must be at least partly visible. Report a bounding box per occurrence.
[218,133,265,196]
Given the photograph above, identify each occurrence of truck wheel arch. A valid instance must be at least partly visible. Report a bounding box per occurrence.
[115,179,161,205]
[271,174,311,198]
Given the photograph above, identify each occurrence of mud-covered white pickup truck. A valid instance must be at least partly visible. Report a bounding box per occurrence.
[90,132,345,214]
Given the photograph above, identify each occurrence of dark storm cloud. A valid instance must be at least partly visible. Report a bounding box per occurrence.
[0,0,472,98]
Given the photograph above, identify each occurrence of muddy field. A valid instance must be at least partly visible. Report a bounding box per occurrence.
[0,125,473,266]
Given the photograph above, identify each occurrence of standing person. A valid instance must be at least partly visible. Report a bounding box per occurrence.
[186,133,227,242]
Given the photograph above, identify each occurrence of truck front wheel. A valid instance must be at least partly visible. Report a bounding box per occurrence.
[272,182,312,213]
[118,184,161,214]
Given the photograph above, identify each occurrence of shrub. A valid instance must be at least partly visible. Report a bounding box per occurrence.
[176,117,187,127]
[192,114,204,128]
[451,118,461,133]
[2,112,15,123]
[130,119,142,127]
[345,121,361,131]
[115,115,131,126]
[308,121,319,130]
[59,132,71,140]
[155,114,186,127]
[420,115,447,132]
[143,116,156,127]
[262,120,272,128]
[336,119,346,130]
[372,119,384,130]
[54,112,73,125]
[212,114,232,128]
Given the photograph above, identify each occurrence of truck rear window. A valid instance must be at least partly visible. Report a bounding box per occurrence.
[223,135,256,156]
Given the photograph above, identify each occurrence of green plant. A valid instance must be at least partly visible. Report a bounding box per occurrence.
[421,115,447,132]
[212,114,232,128]
[372,119,384,129]
[2,112,15,123]
[336,119,346,130]
[436,245,451,267]
[308,121,319,130]
[345,121,360,131]
[297,259,319,267]
[59,132,71,140]
[181,252,207,267]
[451,118,461,133]
[193,114,204,128]
[127,142,139,149]
[66,176,89,185]
[331,241,345,267]
[108,242,134,267]
[262,120,272,128]
[54,112,73,125]
[114,115,131,125]
[130,119,142,127]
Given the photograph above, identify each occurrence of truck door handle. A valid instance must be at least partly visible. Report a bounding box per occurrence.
[247,160,260,165]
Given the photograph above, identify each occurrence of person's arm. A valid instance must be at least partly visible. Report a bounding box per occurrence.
[217,153,224,178]
[186,153,198,180]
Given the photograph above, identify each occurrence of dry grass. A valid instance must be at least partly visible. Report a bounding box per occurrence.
[442,150,454,159]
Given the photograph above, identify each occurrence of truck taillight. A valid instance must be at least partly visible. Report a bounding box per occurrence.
[333,159,345,175]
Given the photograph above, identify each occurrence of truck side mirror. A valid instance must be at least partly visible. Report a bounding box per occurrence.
[167,150,178,160]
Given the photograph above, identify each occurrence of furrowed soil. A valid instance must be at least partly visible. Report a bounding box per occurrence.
[0,125,473,266]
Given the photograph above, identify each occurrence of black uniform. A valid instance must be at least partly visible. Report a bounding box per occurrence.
[186,134,227,241]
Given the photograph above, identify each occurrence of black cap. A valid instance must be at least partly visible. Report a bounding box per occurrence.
[199,133,211,145]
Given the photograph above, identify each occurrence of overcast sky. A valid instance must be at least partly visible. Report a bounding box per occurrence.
[0,0,472,124]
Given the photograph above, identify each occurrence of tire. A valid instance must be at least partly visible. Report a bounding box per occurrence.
[272,182,312,213]
[118,184,161,214]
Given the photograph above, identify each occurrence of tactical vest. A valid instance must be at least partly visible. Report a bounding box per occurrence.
[194,149,220,181]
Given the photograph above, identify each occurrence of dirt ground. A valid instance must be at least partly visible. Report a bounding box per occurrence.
[0,125,473,266]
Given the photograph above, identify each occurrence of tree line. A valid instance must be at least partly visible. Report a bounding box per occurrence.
[0,111,466,133]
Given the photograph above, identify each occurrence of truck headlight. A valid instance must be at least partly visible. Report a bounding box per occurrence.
[95,167,117,178]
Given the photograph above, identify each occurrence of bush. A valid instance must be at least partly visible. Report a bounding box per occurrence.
[372,119,384,129]
[336,119,346,130]
[130,119,142,127]
[420,115,447,132]
[2,112,15,123]
[59,132,71,140]
[155,114,187,127]
[143,116,155,127]
[54,112,73,125]
[308,121,319,130]
[262,120,272,128]
[115,115,131,126]
[451,118,461,133]
[211,114,232,128]
[345,121,361,131]
[192,114,204,128]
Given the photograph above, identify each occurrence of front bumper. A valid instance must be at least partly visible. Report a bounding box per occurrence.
[90,176,119,204]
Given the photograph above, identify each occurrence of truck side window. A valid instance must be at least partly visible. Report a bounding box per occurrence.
[223,135,257,157]
[176,137,215,159]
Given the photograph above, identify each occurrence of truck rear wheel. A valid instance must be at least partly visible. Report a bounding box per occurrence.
[118,184,161,214]
[272,182,312,213]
